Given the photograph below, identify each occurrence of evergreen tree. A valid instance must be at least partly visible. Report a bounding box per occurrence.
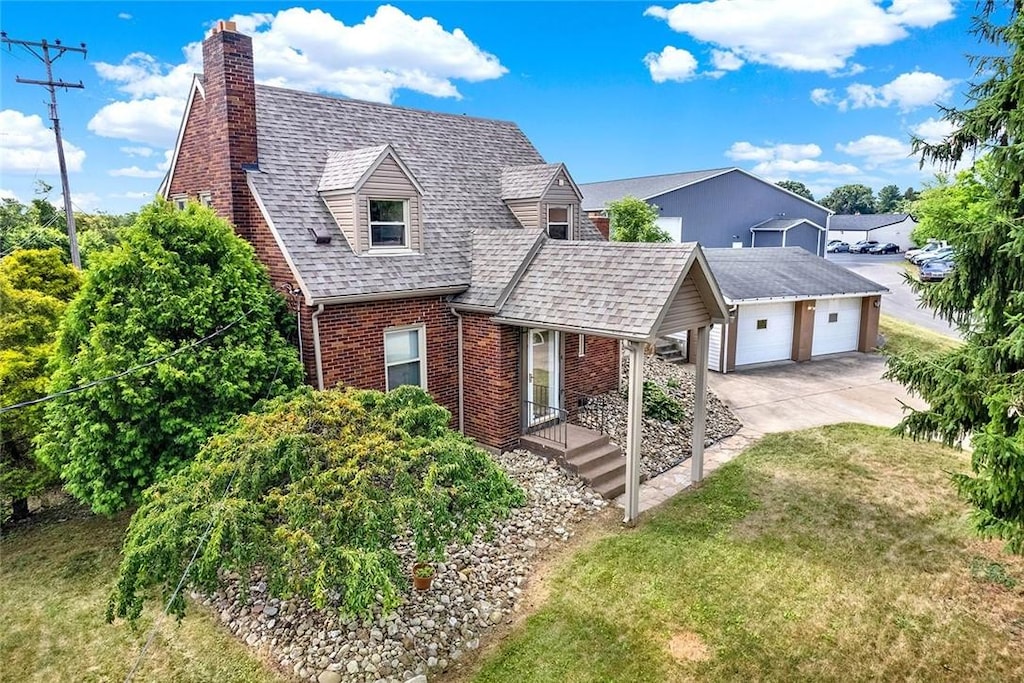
[887,0,1024,552]
[876,184,903,213]
[37,201,303,514]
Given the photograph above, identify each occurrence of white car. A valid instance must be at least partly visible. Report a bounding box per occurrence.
[905,241,947,261]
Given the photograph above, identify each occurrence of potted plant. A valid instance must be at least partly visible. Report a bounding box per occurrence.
[412,562,435,591]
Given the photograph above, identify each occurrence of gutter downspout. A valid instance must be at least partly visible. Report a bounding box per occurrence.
[451,307,465,433]
[311,303,325,390]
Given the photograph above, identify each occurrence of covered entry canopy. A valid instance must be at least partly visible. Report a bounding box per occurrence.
[465,237,730,525]
[492,240,729,341]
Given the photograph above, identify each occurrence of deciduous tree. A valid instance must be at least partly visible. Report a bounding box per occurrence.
[37,201,303,514]
[107,386,526,622]
[776,180,815,201]
[876,184,903,213]
[820,184,876,214]
[0,249,81,522]
[607,196,672,243]
[886,0,1024,553]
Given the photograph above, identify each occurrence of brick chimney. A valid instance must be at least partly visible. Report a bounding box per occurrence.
[202,20,258,239]
[590,215,610,240]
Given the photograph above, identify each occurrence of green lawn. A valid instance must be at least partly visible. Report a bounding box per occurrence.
[469,425,1024,682]
[0,505,288,682]
[879,313,961,356]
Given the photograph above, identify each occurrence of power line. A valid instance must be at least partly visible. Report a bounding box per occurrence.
[121,358,285,683]
[1,32,87,269]
[0,308,254,415]
[0,210,66,258]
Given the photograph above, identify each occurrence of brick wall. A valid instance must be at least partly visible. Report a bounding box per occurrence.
[564,333,620,420]
[312,297,460,419]
[460,313,521,451]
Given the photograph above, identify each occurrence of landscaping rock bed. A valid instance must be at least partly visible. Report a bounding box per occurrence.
[197,449,608,683]
[576,354,742,479]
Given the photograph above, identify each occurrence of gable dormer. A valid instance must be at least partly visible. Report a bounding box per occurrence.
[317,144,425,254]
[501,163,583,239]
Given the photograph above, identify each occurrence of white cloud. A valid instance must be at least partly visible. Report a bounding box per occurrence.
[88,6,507,147]
[727,141,823,162]
[109,165,165,178]
[158,149,173,172]
[710,49,743,71]
[118,12,132,20]
[644,46,699,83]
[645,0,954,73]
[0,188,18,201]
[0,109,86,174]
[836,134,912,168]
[110,190,152,199]
[810,88,835,106]
[911,117,957,143]
[120,146,155,157]
[815,71,956,112]
[87,96,185,147]
[725,140,860,179]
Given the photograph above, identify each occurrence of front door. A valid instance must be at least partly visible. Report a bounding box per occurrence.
[527,329,560,425]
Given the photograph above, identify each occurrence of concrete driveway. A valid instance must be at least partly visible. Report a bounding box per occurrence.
[708,353,926,434]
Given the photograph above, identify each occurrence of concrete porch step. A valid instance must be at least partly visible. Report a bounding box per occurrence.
[519,423,625,500]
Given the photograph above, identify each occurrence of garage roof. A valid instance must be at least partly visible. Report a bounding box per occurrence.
[704,247,888,303]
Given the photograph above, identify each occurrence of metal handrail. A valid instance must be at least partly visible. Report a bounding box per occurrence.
[523,399,568,447]
[576,394,608,437]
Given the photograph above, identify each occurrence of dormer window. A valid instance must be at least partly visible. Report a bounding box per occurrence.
[547,206,570,240]
[369,199,409,248]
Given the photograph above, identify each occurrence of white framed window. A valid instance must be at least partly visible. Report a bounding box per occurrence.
[171,194,188,211]
[384,325,426,390]
[578,334,586,357]
[547,206,570,240]
[369,198,409,249]
[198,191,213,208]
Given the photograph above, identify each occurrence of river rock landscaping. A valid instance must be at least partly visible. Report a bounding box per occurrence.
[576,353,742,479]
[197,449,609,683]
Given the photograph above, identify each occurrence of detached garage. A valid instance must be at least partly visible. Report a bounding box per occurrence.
[696,248,888,372]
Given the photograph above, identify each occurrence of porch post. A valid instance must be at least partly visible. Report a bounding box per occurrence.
[692,324,710,483]
[624,339,645,525]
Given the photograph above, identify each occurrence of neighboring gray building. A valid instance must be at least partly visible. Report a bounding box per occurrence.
[580,167,832,256]
[827,213,917,251]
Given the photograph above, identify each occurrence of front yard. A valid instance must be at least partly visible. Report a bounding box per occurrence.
[0,503,285,682]
[467,424,1024,682]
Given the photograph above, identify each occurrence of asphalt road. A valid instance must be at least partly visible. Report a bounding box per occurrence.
[826,252,960,339]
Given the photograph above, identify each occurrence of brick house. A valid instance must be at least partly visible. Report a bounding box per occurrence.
[161,22,728,519]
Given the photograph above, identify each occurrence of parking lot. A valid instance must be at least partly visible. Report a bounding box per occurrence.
[827,252,960,338]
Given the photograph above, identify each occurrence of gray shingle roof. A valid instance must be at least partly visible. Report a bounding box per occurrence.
[316,145,388,192]
[579,168,731,212]
[496,240,700,340]
[704,247,887,302]
[247,84,603,302]
[829,213,912,231]
[750,218,820,232]
[452,229,543,309]
[500,164,561,200]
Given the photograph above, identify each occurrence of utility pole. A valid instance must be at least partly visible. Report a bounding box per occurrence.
[1,33,87,268]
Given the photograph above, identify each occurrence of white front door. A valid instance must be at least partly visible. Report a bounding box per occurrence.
[527,329,560,424]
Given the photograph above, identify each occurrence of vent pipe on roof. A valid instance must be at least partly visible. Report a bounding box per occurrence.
[309,227,332,244]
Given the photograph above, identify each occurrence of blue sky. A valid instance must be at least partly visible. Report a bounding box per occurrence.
[0,1,983,214]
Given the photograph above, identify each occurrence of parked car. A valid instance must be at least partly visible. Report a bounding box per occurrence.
[826,241,850,253]
[919,258,954,282]
[852,240,879,253]
[914,246,954,265]
[868,242,900,254]
[905,240,947,261]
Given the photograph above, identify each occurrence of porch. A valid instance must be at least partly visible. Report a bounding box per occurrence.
[491,240,729,525]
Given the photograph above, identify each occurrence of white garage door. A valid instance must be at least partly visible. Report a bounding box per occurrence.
[735,302,795,366]
[812,298,862,356]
